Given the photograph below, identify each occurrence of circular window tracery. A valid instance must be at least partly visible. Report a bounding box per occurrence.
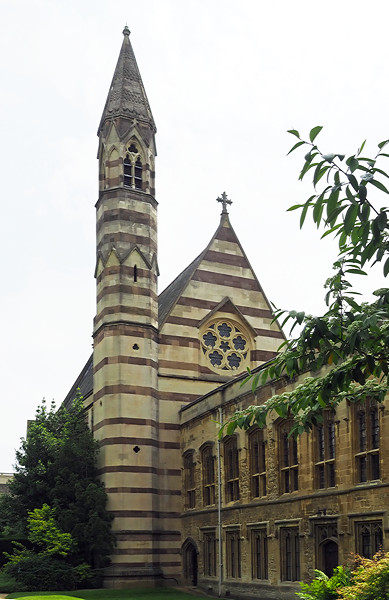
[201,320,249,371]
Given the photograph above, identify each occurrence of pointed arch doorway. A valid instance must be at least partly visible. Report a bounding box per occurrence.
[182,539,198,586]
[315,521,339,577]
[321,539,339,577]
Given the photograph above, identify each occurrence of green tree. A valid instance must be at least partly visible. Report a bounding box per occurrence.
[338,553,389,600]
[223,128,389,437]
[0,394,114,571]
[27,504,73,556]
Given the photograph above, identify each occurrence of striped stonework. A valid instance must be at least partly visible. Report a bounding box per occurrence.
[155,214,285,578]
[92,28,168,585]
[68,27,286,589]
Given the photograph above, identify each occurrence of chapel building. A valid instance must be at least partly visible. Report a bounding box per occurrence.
[64,28,389,600]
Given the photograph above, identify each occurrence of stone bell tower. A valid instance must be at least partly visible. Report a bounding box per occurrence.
[92,26,160,586]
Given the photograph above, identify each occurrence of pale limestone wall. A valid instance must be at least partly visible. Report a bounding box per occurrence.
[180,373,389,599]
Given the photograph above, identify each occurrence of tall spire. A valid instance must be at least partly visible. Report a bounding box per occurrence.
[98,26,156,134]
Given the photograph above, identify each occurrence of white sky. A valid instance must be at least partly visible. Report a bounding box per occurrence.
[1,0,388,473]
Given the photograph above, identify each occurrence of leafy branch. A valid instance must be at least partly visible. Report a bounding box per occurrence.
[222,127,389,438]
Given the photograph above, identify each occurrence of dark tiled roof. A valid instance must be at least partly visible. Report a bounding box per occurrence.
[63,355,93,409]
[158,250,205,327]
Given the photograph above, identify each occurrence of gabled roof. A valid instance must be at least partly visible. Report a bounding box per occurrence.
[158,212,268,327]
[98,26,156,134]
[63,355,93,409]
[158,250,205,328]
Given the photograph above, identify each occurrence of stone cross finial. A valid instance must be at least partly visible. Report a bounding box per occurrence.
[216,191,232,214]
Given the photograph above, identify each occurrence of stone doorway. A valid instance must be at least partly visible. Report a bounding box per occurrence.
[182,539,198,586]
[321,539,339,577]
[315,521,339,577]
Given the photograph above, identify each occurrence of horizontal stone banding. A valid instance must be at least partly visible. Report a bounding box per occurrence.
[96,191,157,212]
[159,334,199,348]
[94,417,179,431]
[106,487,180,495]
[99,466,180,476]
[250,349,278,361]
[98,232,157,252]
[192,269,260,291]
[97,284,158,304]
[254,328,284,339]
[94,322,158,343]
[97,208,156,230]
[95,305,155,324]
[105,561,181,568]
[158,390,200,402]
[158,359,198,371]
[111,509,181,518]
[116,531,181,541]
[94,356,158,375]
[203,249,248,267]
[93,384,159,402]
[99,436,180,450]
[176,296,273,319]
[114,547,180,556]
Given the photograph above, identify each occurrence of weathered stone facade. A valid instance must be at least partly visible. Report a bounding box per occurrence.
[180,372,388,599]
[63,28,389,597]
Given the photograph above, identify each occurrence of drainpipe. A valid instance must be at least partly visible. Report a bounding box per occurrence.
[217,406,223,597]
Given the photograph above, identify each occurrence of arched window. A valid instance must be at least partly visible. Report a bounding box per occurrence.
[315,411,336,489]
[278,421,298,493]
[124,142,143,190]
[123,156,132,187]
[249,428,266,498]
[201,444,215,506]
[354,399,380,482]
[224,436,239,502]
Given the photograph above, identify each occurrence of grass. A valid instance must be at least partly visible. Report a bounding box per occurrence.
[5,589,205,600]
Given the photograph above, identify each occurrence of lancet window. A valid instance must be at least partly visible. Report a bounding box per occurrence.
[124,142,143,190]
[315,411,336,489]
[279,421,298,493]
[224,436,240,502]
[354,399,380,482]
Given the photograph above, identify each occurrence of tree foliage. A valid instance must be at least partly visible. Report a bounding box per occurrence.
[0,394,114,572]
[297,566,351,600]
[223,128,389,437]
[338,552,389,600]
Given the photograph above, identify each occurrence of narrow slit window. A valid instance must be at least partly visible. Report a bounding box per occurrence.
[134,265,138,282]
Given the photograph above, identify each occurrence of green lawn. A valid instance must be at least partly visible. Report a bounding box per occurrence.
[6,589,207,600]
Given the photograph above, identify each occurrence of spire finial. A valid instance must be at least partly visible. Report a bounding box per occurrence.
[123,25,130,36]
[216,191,232,215]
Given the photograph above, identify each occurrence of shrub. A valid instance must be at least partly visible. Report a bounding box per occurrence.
[0,567,27,593]
[338,553,389,600]
[297,566,352,600]
[4,554,77,591]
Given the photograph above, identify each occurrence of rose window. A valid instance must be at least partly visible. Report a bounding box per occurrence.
[201,320,249,371]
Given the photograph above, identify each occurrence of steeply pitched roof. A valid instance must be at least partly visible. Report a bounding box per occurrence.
[98,26,156,134]
[158,250,205,327]
[63,355,93,409]
[158,212,265,327]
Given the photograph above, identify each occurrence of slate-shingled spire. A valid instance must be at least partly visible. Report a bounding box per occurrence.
[98,26,156,134]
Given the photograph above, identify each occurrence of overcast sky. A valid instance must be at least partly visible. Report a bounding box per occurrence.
[1,0,388,473]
